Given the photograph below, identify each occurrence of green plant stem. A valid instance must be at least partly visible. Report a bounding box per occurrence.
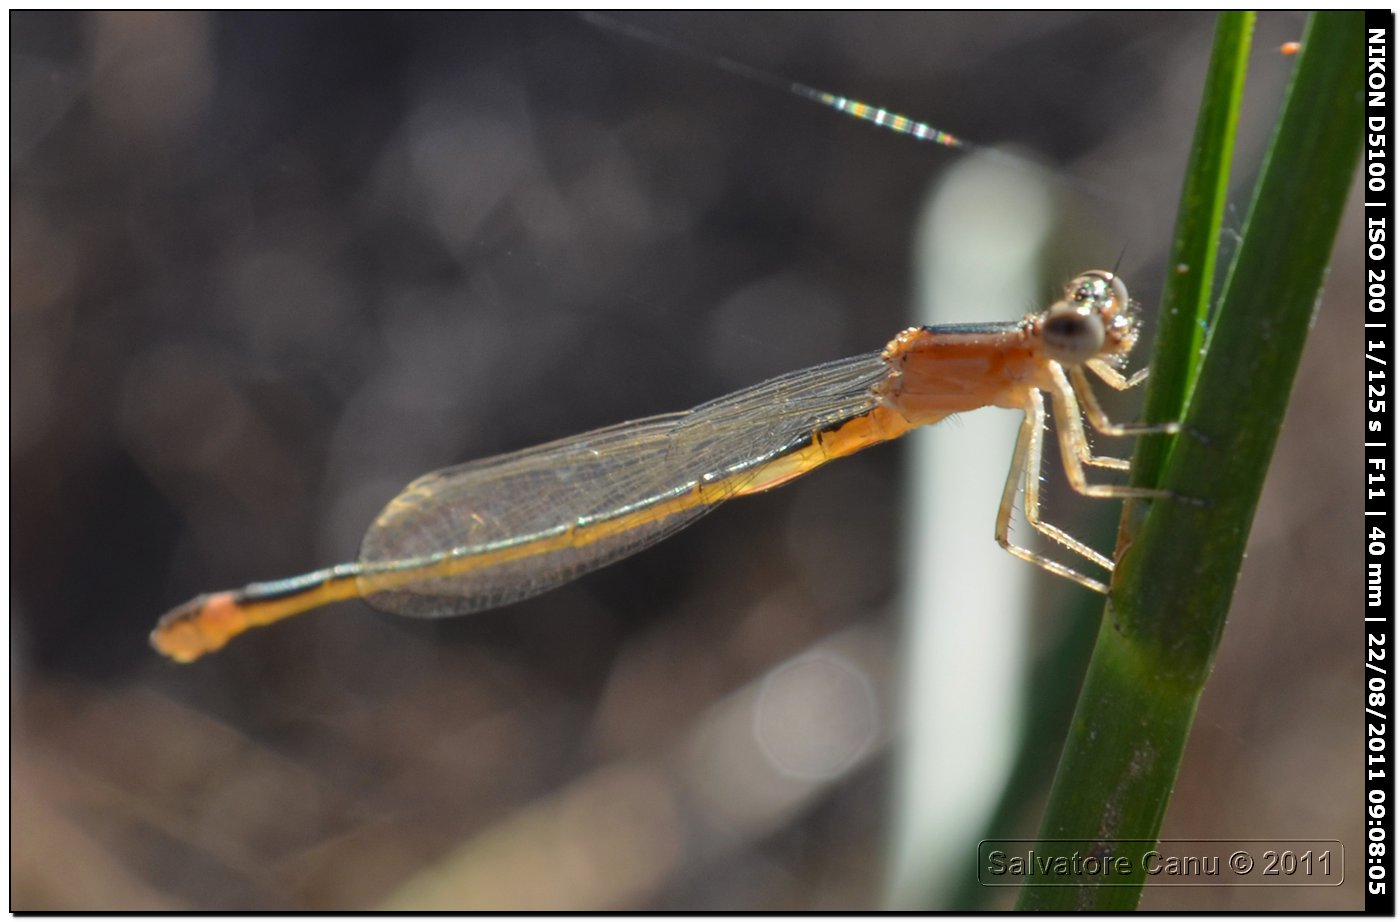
[1018,12,1363,911]
[1134,12,1254,488]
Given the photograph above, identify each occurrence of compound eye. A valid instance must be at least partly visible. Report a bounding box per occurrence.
[1042,308,1105,363]
[1068,271,1129,314]
[1072,277,1106,304]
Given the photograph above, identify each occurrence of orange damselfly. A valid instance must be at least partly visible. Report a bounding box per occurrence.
[152,270,1177,662]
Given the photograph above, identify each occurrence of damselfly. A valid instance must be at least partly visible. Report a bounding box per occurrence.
[152,20,1179,663]
[153,268,1177,662]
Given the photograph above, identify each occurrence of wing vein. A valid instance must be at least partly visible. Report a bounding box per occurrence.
[357,351,891,616]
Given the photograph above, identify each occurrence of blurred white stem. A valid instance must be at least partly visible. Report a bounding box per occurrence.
[885,151,1055,909]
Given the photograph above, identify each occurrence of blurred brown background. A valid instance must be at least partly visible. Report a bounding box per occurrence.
[11,11,1359,910]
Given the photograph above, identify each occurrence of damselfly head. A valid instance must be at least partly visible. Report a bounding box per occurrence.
[1036,270,1139,366]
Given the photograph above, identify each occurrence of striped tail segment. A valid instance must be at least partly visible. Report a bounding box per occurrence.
[789,84,968,150]
[581,13,1104,197]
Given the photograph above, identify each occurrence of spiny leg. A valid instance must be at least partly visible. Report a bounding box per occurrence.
[1052,363,1136,470]
[1045,364,1134,471]
[993,368,1181,592]
[995,393,1111,594]
[1086,359,1210,451]
[1046,367,1174,502]
[1018,390,1114,571]
[1071,365,1181,438]
[1086,357,1149,391]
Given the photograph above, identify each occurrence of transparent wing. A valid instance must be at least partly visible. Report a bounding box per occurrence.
[358,351,891,617]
